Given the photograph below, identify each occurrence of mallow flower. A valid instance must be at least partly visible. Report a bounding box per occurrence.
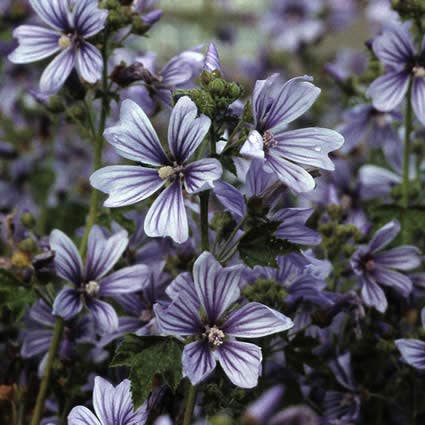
[154,252,293,388]
[90,96,222,243]
[8,0,108,93]
[351,220,421,313]
[366,22,425,126]
[50,226,149,333]
[68,376,147,425]
[240,74,344,193]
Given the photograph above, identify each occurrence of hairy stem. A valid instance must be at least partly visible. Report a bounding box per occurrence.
[200,191,210,251]
[183,383,197,425]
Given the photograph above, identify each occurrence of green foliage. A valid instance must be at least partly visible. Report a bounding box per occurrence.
[111,335,183,409]
[243,278,287,310]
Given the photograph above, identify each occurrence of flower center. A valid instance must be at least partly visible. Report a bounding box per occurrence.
[413,65,425,78]
[139,309,153,322]
[203,325,225,347]
[157,164,184,181]
[58,34,72,49]
[263,130,278,151]
[85,280,100,296]
[365,259,375,271]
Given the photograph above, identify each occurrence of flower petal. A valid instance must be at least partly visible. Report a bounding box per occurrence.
[76,41,102,84]
[103,99,167,166]
[159,56,193,88]
[99,265,150,297]
[71,0,108,38]
[182,341,217,385]
[369,220,400,253]
[216,340,262,388]
[87,299,119,334]
[240,130,265,160]
[29,0,70,31]
[361,275,387,313]
[40,47,75,93]
[193,252,241,323]
[144,180,189,243]
[412,77,425,127]
[223,302,293,338]
[68,406,102,425]
[8,25,60,63]
[203,42,222,72]
[183,158,222,194]
[90,165,164,208]
[395,339,425,370]
[213,180,246,220]
[52,287,83,320]
[93,376,115,425]
[373,266,412,297]
[168,96,211,163]
[374,246,421,270]
[21,330,52,358]
[50,229,83,283]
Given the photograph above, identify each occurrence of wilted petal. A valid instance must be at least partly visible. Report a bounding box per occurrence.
[90,165,164,208]
[50,229,83,283]
[21,330,52,358]
[85,226,128,280]
[183,158,222,194]
[373,266,412,297]
[68,406,101,425]
[144,180,189,243]
[72,0,108,38]
[8,25,60,63]
[40,47,75,93]
[412,77,425,126]
[103,99,167,166]
[272,127,344,171]
[99,265,150,296]
[240,130,265,160]
[182,341,217,385]
[369,220,400,253]
[216,340,262,388]
[374,246,421,270]
[168,96,211,163]
[193,252,241,323]
[76,41,102,84]
[87,299,119,334]
[367,70,410,112]
[223,302,293,338]
[29,0,70,31]
[395,339,425,370]
[52,287,83,320]
[361,275,387,313]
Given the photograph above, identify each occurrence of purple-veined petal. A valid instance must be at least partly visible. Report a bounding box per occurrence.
[204,42,222,72]
[40,47,75,93]
[182,341,217,385]
[50,229,83,283]
[246,158,276,197]
[144,180,189,243]
[153,300,201,336]
[372,22,414,69]
[29,300,56,327]
[361,275,387,313]
[92,376,115,425]
[214,180,246,220]
[72,0,108,38]
[412,77,425,126]
[91,165,165,208]
[87,299,119,334]
[223,302,293,338]
[29,0,70,31]
[99,265,150,297]
[76,41,102,84]
[272,127,344,171]
[395,339,425,370]
[85,226,128,280]
[159,56,193,88]
[68,406,102,425]
[21,330,52,358]
[367,70,410,112]
[183,158,222,194]
[374,246,421,270]
[193,252,241,323]
[373,266,413,297]
[8,25,60,63]
[166,272,199,307]
[168,96,211,163]
[103,99,167,166]
[240,130,265,159]
[216,340,262,388]
[369,220,400,253]
[52,287,83,320]
[265,152,315,193]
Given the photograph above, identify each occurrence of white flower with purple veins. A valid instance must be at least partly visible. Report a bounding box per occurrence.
[90,96,222,243]
[154,252,293,388]
[8,0,108,93]
[240,74,344,193]
[51,226,149,334]
[68,376,147,425]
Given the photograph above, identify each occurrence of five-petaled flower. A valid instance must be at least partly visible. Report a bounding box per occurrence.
[154,252,293,388]
[240,74,344,193]
[90,96,222,243]
[50,226,149,333]
[8,0,108,93]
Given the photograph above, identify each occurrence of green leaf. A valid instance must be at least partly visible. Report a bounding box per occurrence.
[111,335,183,409]
[238,222,299,268]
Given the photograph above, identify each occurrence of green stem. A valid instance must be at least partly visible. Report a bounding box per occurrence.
[216,216,247,262]
[199,191,210,251]
[401,78,413,242]
[183,383,197,425]
[30,317,64,425]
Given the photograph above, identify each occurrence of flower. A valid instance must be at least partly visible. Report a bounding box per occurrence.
[351,220,421,313]
[240,74,344,193]
[91,96,222,243]
[68,376,147,425]
[154,252,293,388]
[51,226,149,333]
[366,22,425,125]
[8,0,108,93]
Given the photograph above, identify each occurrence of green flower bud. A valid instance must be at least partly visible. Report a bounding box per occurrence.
[208,78,227,97]
[227,82,241,100]
[20,212,36,229]
[18,238,37,254]
[131,16,150,35]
